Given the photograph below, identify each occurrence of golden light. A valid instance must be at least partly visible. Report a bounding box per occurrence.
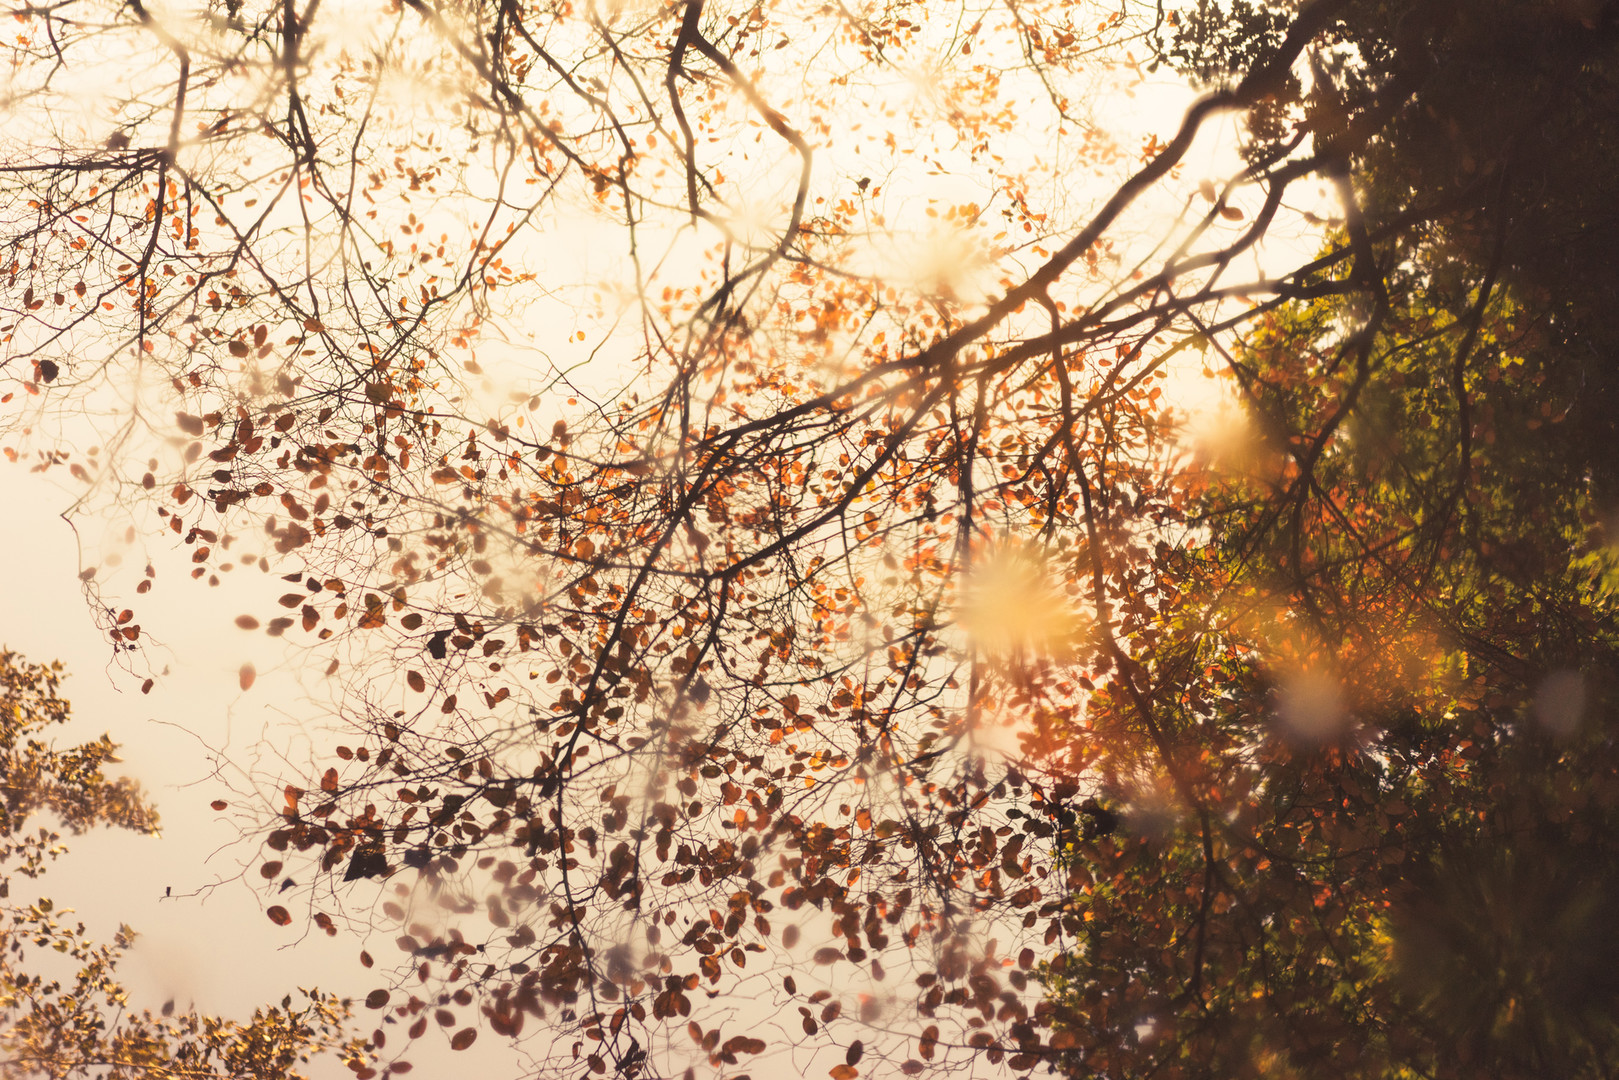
[956,543,1087,663]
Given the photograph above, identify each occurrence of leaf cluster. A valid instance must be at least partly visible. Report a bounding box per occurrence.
[0,651,361,1080]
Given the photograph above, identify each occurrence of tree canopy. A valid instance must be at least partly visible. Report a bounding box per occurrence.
[1040,3,1619,1076]
[0,649,361,1080]
[2,0,1618,1075]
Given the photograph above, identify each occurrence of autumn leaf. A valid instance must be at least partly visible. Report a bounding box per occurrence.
[4,2,1614,1077]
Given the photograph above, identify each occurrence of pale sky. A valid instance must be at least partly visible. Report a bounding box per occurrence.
[0,466,536,1077]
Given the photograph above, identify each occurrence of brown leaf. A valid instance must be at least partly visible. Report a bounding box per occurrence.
[266,906,291,926]
[365,989,390,1009]
[450,1028,477,1051]
[725,1035,766,1055]
[239,663,256,691]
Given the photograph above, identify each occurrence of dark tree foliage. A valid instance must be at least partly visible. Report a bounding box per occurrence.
[1167,0,1619,479]
[1038,4,1619,1079]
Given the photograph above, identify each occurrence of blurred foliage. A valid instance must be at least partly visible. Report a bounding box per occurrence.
[0,650,362,1080]
[1042,2,1619,1077]
[1044,272,1619,1080]
[1162,0,1619,483]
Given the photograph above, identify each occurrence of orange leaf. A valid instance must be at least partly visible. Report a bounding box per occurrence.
[239,663,256,691]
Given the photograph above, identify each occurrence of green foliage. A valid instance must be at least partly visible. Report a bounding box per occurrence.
[1039,9,1619,1073]
[0,652,158,885]
[1153,0,1291,86]
[1162,0,1619,477]
[1040,251,1619,1075]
